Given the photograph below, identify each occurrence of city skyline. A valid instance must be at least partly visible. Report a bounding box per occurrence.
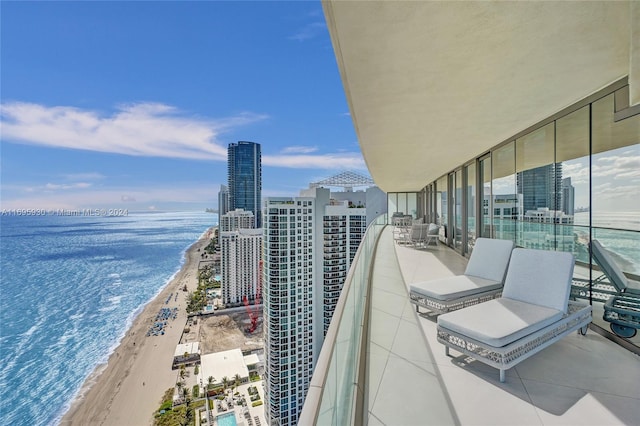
[1,2,364,212]
[2,2,636,214]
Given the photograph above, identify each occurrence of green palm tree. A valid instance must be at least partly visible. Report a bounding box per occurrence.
[234,373,241,392]
[207,375,215,388]
[176,380,183,399]
[222,376,229,393]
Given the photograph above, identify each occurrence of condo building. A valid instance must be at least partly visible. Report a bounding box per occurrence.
[262,173,385,426]
[220,226,262,306]
[220,208,255,232]
[300,2,639,425]
[228,141,262,228]
[218,184,230,217]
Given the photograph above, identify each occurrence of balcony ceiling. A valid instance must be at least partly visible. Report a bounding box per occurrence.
[323,1,633,192]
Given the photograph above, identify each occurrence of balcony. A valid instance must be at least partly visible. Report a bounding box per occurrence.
[301,221,639,425]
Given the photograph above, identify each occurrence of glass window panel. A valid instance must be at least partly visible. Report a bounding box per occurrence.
[388,193,398,218]
[398,193,407,216]
[479,155,492,238]
[590,98,639,343]
[407,192,418,219]
[466,162,477,252]
[516,123,555,172]
[556,106,590,264]
[436,176,448,231]
[592,93,640,155]
[492,142,517,243]
[556,107,590,162]
[454,170,463,250]
[516,123,561,249]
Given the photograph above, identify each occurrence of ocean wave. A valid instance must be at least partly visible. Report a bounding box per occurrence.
[0,212,213,426]
[69,313,84,321]
[107,295,123,305]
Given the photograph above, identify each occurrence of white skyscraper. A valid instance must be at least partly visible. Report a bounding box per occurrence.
[220,227,262,306]
[220,209,261,306]
[262,172,385,426]
[220,208,255,232]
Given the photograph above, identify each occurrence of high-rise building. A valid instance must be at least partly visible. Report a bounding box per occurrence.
[218,184,230,217]
[220,227,262,305]
[516,163,563,214]
[228,141,262,228]
[561,177,575,215]
[262,173,385,426]
[220,208,255,232]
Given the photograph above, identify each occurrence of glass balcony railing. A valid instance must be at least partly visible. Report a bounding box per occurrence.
[299,214,387,425]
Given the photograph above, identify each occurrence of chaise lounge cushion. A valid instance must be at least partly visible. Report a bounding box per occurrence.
[502,249,574,314]
[437,298,564,347]
[465,238,515,283]
[409,238,514,304]
[410,275,502,301]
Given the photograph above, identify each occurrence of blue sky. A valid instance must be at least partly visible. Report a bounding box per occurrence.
[1,1,364,211]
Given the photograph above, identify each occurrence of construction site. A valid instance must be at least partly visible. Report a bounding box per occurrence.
[179,305,263,355]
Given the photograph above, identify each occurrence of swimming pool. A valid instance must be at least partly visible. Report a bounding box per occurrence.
[216,412,237,426]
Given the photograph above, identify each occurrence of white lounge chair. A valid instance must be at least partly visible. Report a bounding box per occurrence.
[591,240,640,338]
[409,238,514,315]
[437,248,592,382]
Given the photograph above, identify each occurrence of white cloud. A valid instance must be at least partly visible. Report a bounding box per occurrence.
[594,155,640,179]
[1,184,216,210]
[1,101,366,171]
[62,172,106,181]
[593,182,640,201]
[289,22,326,41]
[561,162,589,185]
[44,182,92,191]
[263,153,366,170]
[0,101,267,161]
[280,145,318,154]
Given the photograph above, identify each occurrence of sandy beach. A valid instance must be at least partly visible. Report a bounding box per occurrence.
[60,228,215,426]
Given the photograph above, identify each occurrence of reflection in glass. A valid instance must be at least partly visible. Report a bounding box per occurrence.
[466,162,476,254]
[556,106,590,262]
[492,142,516,242]
[436,176,447,240]
[453,170,462,250]
[479,155,492,238]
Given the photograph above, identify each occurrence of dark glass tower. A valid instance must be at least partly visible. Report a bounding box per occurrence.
[228,141,262,228]
[517,163,562,213]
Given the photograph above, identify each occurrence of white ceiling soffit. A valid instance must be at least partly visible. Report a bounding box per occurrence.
[323,1,632,192]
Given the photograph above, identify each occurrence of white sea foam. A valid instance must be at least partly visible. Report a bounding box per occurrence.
[1,212,218,426]
[107,295,123,305]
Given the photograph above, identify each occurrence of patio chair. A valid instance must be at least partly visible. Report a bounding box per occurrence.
[437,248,592,382]
[424,223,439,246]
[406,223,430,248]
[409,238,514,315]
[591,239,640,338]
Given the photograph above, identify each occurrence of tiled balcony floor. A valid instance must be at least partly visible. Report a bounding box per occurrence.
[367,226,640,425]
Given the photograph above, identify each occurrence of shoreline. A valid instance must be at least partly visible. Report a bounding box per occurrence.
[60,227,215,426]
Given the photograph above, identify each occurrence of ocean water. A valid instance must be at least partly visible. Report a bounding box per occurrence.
[0,211,215,426]
[573,211,640,275]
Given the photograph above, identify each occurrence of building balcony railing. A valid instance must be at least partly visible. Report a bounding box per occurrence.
[302,210,639,425]
[299,214,387,425]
